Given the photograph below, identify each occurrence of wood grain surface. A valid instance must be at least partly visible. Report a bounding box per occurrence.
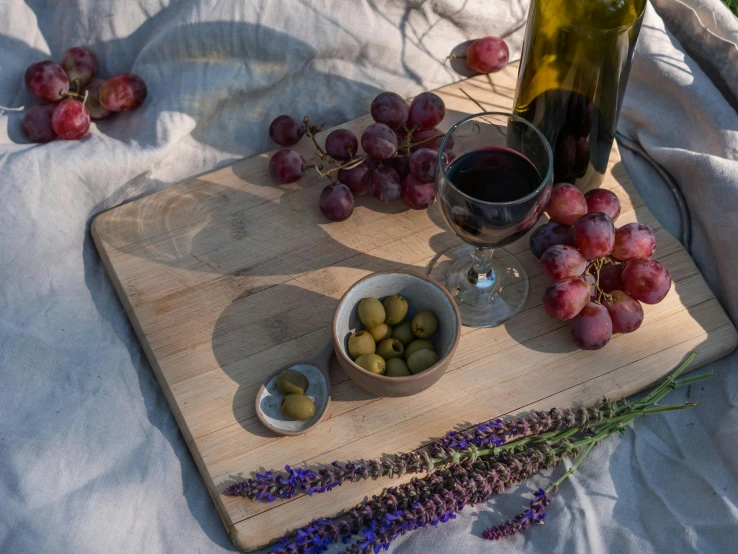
[91,63,738,551]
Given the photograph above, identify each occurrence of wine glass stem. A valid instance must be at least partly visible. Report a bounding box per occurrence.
[468,247,496,288]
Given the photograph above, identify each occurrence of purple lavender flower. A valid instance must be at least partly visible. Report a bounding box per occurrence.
[482,487,551,541]
[272,447,567,554]
[224,403,622,503]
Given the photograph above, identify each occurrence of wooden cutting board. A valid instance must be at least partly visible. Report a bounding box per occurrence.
[91,62,738,552]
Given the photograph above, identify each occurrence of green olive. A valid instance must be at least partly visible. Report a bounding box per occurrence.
[280,393,316,420]
[355,353,386,375]
[383,295,408,325]
[276,369,309,395]
[411,311,438,338]
[376,338,404,360]
[385,358,411,377]
[407,349,438,374]
[348,330,376,359]
[358,297,386,329]
[369,323,392,343]
[404,339,435,361]
[392,321,415,346]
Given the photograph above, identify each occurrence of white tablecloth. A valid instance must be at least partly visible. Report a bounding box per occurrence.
[1,1,737,552]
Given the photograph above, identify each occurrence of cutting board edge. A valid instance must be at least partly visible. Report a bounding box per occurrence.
[91,219,237,531]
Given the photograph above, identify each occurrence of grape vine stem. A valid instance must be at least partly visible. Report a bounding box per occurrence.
[585,256,618,305]
[300,115,445,185]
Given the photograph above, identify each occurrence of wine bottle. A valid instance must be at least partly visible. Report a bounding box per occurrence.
[513,0,646,191]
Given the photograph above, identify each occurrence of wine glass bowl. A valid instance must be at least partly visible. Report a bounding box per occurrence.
[430,112,553,328]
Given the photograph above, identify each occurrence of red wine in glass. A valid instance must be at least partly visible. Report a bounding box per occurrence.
[440,146,545,248]
[430,111,553,328]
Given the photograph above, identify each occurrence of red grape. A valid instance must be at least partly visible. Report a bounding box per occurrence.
[573,137,590,176]
[584,189,621,221]
[319,183,354,222]
[574,212,615,259]
[401,173,435,209]
[554,136,576,181]
[325,129,358,161]
[386,156,410,179]
[542,278,590,320]
[99,73,147,112]
[338,159,373,196]
[370,92,408,130]
[409,148,438,183]
[540,245,587,281]
[21,104,57,143]
[584,273,597,300]
[621,259,671,304]
[60,47,96,86]
[269,149,305,183]
[269,115,303,147]
[529,221,575,258]
[83,78,112,119]
[612,223,656,261]
[25,61,69,102]
[409,127,452,152]
[599,262,625,293]
[361,122,397,159]
[407,92,445,130]
[369,166,401,202]
[546,183,587,226]
[465,37,509,73]
[569,302,612,350]
[51,98,90,140]
[604,290,644,333]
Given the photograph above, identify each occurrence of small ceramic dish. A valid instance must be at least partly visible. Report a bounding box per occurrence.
[332,271,461,397]
[254,340,334,436]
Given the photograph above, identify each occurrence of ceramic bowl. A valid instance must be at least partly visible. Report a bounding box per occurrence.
[332,271,461,397]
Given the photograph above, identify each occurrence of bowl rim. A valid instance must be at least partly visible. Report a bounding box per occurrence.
[332,270,461,382]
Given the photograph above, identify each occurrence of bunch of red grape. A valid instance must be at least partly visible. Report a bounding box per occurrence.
[268,91,451,222]
[532,184,672,350]
[21,47,147,143]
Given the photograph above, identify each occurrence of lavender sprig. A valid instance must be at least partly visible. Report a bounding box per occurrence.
[482,488,551,540]
[272,441,576,554]
[225,400,624,501]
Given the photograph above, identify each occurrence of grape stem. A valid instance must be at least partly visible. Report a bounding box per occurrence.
[63,89,90,107]
[299,115,446,185]
[585,257,618,305]
[399,123,418,155]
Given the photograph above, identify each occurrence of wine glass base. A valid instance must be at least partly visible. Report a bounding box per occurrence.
[428,244,529,328]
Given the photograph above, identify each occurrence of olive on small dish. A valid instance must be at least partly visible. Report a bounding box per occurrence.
[280,393,316,420]
[276,368,309,395]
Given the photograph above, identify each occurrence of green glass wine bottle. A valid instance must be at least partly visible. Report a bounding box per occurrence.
[513,0,647,191]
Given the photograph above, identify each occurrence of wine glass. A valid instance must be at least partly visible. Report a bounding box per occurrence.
[429,112,553,328]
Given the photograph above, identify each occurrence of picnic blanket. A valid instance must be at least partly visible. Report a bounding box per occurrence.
[1,0,737,552]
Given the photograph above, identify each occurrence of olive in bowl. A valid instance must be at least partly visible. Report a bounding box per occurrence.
[332,271,460,397]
